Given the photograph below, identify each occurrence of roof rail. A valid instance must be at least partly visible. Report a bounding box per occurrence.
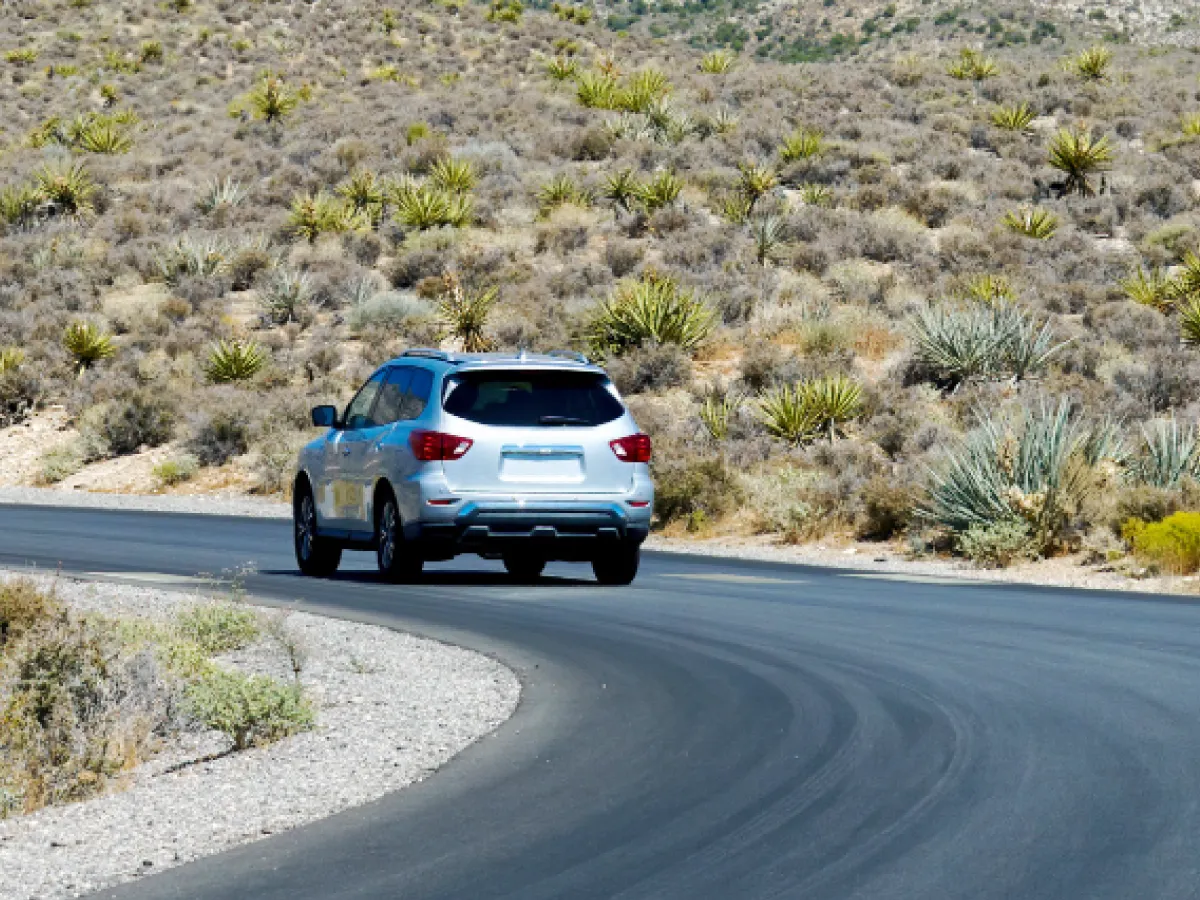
[401,348,453,362]
[547,350,590,364]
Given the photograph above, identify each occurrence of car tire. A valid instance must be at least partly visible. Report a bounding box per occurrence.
[503,555,546,582]
[592,544,640,586]
[377,489,423,583]
[294,485,342,577]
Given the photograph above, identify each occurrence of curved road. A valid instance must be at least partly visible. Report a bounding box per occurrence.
[3,505,1200,899]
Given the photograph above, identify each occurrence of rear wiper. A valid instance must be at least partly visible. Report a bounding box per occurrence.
[538,415,590,426]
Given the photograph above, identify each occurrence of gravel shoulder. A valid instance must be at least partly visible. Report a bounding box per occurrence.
[0,572,520,900]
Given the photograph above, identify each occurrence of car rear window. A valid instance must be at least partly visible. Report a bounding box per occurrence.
[442,371,624,427]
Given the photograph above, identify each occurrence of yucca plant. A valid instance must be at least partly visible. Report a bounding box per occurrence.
[1070,46,1112,82]
[715,193,753,224]
[959,273,1016,306]
[75,118,133,154]
[991,101,1036,132]
[537,173,591,216]
[751,215,789,266]
[336,169,385,221]
[779,127,825,163]
[698,386,740,441]
[437,278,498,353]
[247,72,299,123]
[1003,207,1059,239]
[428,157,478,194]
[908,302,1067,387]
[619,69,672,114]
[1180,295,1200,346]
[1172,250,1200,304]
[756,383,820,444]
[576,71,620,109]
[602,168,644,213]
[803,375,864,438]
[891,54,923,86]
[197,177,247,213]
[139,40,164,63]
[1130,418,1200,489]
[947,48,998,81]
[5,48,39,65]
[393,184,473,229]
[259,269,315,325]
[34,161,97,219]
[99,83,119,107]
[1183,113,1200,137]
[205,339,268,384]
[699,50,734,74]
[605,112,656,143]
[799,183,834,207]
[545,55,579,82]
[699,107,738,136]
[1121,266,1176,312]
[637,170,683,212]
[63,321,115,373]
[923,399,1122,552]
[588,273,716,356]
[485,0,523,23]
[0,347,25,373]
[155,235,230,284]
[0,184,43,229]
[1047,126,1113,197]
[736,162,777,215]
[288,191,364,241]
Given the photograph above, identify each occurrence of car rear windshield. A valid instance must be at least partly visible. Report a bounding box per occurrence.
[442,371,624,427]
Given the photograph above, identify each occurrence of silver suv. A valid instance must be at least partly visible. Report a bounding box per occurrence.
[293,349,654,585]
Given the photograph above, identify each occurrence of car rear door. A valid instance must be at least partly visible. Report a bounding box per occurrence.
[439,369,635,496]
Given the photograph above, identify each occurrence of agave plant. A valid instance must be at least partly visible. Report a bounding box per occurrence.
[0,347,25,373]
[247,72,299,123]
[736,162,777,215]
[1121,266,1176,312]
[259,269,315,325]
[779,127,825,163]
[637,170,683,212]
[924,400,1122,552]
[605,113,656,143]
[991,102,1036,132]
[751,215,789,266]
[588,273,716,356]
[619,69,672,114]
[63,321,116,373]
[393,184,473,229]
[1047,126,1113,197]
[1130,418,1200,489]
[545,56,580,83]
[1180,295,1200,346]
[197,177,248,214]
[1070,46,1113,82]
[205,339,268,383]
[699,51,734,74]
[908,302,1067,387]
[1003,207,1059,240]
[576,71,620,110]
[75,118,133,154]
[1171,251,1200,304]
[537,173,591,216]
[947,48,998,81]
[34,161,97,219]
[428,157,478,194]
[602,169,644,214]
[698,386,740,441]
[437,279,498,353]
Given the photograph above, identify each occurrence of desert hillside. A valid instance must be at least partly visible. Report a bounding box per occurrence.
[4,0,1200,571]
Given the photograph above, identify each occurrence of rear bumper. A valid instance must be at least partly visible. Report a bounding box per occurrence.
[406,499,651,560]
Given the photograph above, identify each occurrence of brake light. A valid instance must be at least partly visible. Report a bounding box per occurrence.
[410,430,473,461]
[610,433,652,463]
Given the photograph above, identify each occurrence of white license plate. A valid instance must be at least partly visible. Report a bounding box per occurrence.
[499,458,584,483]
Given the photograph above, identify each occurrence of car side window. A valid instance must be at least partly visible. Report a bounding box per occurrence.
[372,367,413,427]
[400,368,434,421]
[343,371,385,431]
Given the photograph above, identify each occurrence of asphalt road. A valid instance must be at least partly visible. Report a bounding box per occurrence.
[3,505,1200,900]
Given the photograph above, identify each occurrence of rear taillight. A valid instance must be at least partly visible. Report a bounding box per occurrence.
[610,433,652,463]
[410,430,473,461]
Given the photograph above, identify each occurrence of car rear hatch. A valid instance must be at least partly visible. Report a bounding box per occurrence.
[439,368,635,495]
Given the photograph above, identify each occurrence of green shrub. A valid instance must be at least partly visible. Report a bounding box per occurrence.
[187,409,252,465]
[86,392,176,456]
[175,602,260,655]
[185,669,312,750]
[1123,512,1200,574]
[37,444,84,484]
[653,456,742,530]
[947,48,997,80]
[0,579,60,647]
[857,476,920,540]
[957,517,1038,567]
[153,455,199,488]
[588,273,716,356]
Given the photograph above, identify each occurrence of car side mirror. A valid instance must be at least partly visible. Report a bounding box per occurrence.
[311,405,340,429]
